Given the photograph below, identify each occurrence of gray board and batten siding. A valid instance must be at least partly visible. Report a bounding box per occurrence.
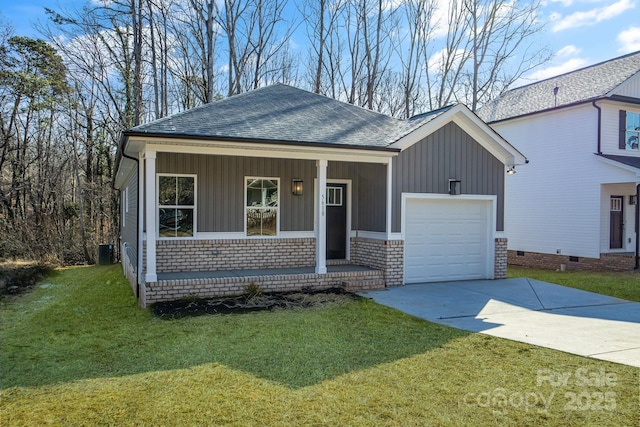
[156,153,388,234]
[120,163,139,269]
[391,122,505,233]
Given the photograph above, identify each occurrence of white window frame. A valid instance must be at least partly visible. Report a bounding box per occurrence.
[156,173,197,239]
[244,176,280,237]
[625,111,640,150]
[122,189,126,228]
[326,186,343,206]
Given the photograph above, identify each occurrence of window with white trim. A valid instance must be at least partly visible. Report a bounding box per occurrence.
[158,175,196,238]
[246,178,279,236]
[622,111,640,150]
[326,186,343,206]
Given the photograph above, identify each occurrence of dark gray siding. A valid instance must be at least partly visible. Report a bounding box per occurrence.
[157,153,316,232]
[121,163,139,268]
[328,162,386,232]
[392,122,505,232]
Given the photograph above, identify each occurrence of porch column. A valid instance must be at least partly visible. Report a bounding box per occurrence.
[137,152,145,285]
[316,159,328,274]
[386,158,393,239]
[144,151,157,283]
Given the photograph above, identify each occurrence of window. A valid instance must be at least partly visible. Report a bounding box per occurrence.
[158,175,195,238]
[246,178,278,236]
[621,111,640,150]
[326,186,343,206]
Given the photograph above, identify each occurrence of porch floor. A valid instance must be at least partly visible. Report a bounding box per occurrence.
[156,264,378,281]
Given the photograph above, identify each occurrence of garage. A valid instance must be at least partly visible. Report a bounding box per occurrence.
[404,196,495,283]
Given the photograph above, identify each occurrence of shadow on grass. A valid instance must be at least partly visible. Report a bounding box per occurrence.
[0,265,469,389]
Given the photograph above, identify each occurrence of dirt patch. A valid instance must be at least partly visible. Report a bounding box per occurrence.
[151,287,358,319]
[0,262,53,299]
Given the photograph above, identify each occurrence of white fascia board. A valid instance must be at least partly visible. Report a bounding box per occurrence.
[126,136,396,164]
[596,156,640,179]
[389,104,527,166]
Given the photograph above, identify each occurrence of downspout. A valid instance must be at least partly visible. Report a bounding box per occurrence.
[635,183,639,269]
[120,143,141,298]
[592,100,602,154]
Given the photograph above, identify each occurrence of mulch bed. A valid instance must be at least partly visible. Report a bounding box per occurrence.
[0,264,53,299]
[151,287,359,319]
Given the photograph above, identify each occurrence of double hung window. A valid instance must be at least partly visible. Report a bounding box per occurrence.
[158,175,196,238]
[246,178,279,236]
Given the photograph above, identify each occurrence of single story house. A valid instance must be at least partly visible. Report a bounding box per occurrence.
[478,51,640,271]
[114,84,526,307]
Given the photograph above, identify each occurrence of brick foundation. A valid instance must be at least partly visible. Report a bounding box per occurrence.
[141,268,385,306]
[494,238,508,279]
[350,237,404,287]
[508,250,637,272]
[155,238,315,272]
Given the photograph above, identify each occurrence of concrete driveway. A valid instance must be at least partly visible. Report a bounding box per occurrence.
[359,278,640,367]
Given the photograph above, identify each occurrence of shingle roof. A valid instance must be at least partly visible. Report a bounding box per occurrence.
[128,84,450,148]
[478,51,640,123]
[598,154,640,170]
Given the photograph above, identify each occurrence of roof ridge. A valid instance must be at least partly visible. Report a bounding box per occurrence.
[505,50,640,94]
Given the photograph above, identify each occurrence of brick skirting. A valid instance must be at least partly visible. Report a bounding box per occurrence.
[350,237,404,287]
[141,268,385,307]
[508,250,637,272]
[155,238,315,273]
[494,238,508,279]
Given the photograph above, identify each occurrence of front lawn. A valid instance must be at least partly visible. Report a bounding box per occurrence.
[1,265,637,426]
[508,266,640,302]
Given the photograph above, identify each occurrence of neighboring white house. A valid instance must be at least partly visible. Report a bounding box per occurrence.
[479,51,640,271]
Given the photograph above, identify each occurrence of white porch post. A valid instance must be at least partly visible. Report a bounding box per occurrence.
[137,152,145,285]
[316,159,328,274]
[144,151,157,283]
[386,158,393,239]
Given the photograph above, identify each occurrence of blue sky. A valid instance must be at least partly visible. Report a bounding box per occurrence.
[2,0,639,85]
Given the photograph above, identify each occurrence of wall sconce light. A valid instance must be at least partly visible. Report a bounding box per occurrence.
[449,179,461,195]
[630,195,637,205]
[507,166,516,175]
[292,179,303,195]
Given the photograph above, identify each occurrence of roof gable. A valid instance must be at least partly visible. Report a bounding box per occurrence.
[479,51,640,123]
[390,104,527,166]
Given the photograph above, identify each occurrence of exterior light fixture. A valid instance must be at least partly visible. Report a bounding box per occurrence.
[507,166,516,175]
[449,179,461,195]
[292,179,303,195]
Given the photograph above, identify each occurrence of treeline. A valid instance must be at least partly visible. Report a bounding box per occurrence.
[0,0,549,264]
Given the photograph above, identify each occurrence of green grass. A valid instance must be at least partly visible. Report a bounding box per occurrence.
[508,266,640,302]
[1,265,638,426]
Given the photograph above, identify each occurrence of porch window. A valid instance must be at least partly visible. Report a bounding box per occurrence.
[621,110,640,150]
[158,175,196,238]
[246,177,279,236]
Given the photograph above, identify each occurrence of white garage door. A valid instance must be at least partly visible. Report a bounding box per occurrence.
[404,198,493,283]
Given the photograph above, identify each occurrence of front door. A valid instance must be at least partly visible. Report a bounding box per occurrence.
[326,184,347,259]
[610,196,623,249]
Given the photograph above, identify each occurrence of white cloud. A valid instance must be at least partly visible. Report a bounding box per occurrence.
[556,45,581,57]
[617,26,640,52]
[551,0,635,32]
[527,58,589,81]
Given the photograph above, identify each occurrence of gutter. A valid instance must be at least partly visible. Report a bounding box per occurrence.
[124,130,402,153]
[592,100,602,154]
[118,135,142,298]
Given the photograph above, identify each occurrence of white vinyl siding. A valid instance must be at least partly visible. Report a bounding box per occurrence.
[599,101,640,156]
[495,104,639,259]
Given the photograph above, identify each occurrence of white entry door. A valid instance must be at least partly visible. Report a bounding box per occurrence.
[404,197,494,283]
